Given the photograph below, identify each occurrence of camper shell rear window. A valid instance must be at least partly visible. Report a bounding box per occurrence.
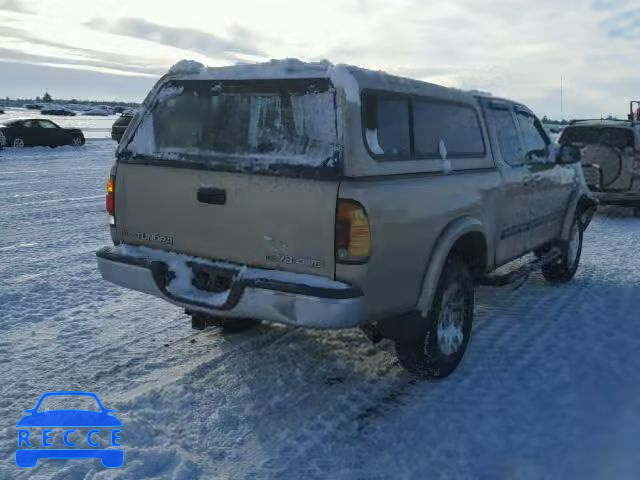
[121,78,341,180]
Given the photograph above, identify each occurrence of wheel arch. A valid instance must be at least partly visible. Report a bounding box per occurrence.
[416,216,489,316]
[561,191,598,239]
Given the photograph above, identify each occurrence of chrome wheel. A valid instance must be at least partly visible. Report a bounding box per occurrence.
[71,136,83,147]
[433,282,465,356]
[13,137,24,148]
[0,131,5,147]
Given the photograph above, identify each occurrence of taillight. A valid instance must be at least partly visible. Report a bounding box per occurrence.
[336,200,371,263]
[634,150,640,171]
[106,176,115,221]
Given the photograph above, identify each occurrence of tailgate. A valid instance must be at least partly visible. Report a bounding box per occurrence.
[115,163,338,277]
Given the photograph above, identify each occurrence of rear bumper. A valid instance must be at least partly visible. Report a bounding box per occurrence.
[96,246,364,329]
[593,190,640,206]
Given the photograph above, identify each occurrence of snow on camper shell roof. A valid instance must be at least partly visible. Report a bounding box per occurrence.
[163,59,477,106]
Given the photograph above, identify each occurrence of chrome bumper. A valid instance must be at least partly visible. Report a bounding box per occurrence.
[96,247,363,329]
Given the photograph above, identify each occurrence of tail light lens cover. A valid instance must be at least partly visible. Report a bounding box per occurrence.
[633,150,640,171]
[106,176,115,220]
[336,200,371,263]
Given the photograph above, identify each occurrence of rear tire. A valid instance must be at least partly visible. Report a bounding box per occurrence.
[190,312,260,333]
[12,136,25,148]
[71,135,85,147]
[395,256,474,379]
[542,215,583,283]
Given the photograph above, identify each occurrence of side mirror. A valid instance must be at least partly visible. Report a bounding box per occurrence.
[557,144,581,164]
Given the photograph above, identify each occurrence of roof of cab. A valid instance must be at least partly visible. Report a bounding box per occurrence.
[162,58,479,107]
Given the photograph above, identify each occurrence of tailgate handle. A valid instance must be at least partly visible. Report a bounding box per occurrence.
[197,187,226,205]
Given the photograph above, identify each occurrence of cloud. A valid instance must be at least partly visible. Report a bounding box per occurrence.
[0,60,155,100]
[0,46,160,78]
[601,7,640,40]
[0,0,637,115]
[85,17,266,60]
[1,26,165,76]
[0,0,30,13]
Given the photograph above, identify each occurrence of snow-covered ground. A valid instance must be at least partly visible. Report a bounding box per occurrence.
[1,141,639,479]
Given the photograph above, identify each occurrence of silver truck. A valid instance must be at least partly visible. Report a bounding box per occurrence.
[559,105,640,217]
[97,59,596,378]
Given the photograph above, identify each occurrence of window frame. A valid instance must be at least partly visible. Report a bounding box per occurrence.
[488,102,526,167]
[38,119,60,129]
[360,89,487,162]
[514,107,551,158]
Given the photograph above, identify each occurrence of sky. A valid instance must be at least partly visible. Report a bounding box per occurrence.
[0,0,638,118]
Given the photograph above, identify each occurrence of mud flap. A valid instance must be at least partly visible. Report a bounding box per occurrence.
[376,312,425,344]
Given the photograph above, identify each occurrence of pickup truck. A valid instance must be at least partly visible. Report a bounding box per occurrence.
[97,59,596,378]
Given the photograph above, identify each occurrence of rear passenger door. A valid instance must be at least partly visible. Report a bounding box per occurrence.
[37,120,64,146]
[515,109,573,251]
[484,100,533,264]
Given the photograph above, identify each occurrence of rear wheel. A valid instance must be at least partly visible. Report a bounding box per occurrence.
[190,312,260,333]
[12,136,25,148]
[71,135,85,147]
[395,256,474,379]
[542,216,583,283]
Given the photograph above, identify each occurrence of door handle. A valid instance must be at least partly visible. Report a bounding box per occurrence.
[197,187,226,205]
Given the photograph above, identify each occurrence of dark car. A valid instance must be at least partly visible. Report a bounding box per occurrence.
[41,106,76,116]
[111,113,134,143]
[0,119,85,148]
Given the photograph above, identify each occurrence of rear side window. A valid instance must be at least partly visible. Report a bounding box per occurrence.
[413,101,485,156]
[375,98,411,157]
[560,126,634,150]
[363,92,485,160]
[489,107,524,166]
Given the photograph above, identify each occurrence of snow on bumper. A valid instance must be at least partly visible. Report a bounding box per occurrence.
[96,245,364,329]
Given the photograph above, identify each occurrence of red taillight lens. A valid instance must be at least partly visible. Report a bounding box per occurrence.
[106,176,115,217]
[634,151,640,171]
[336,200,371,263]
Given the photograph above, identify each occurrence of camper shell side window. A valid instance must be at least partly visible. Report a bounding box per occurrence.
[361,90,486,162]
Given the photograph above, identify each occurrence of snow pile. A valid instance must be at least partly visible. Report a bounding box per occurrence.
[168,59,204,75]
[365,129,384,154]
[164,58,361,105]
[328,65,360,104]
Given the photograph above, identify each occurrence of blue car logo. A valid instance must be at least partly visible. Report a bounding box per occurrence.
[16,391,123,468]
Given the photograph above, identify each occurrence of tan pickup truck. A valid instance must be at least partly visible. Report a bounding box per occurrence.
[97,59,596,378]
